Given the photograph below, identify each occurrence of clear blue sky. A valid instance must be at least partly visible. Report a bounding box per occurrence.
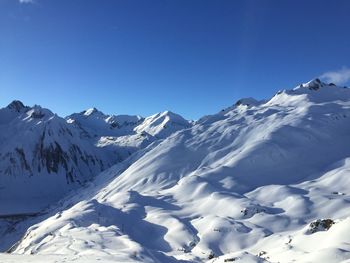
[1,0,350,119]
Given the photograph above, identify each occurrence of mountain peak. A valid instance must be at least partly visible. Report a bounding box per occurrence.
[162,110,172,115]
[26,105,54,119]
[83,107,104,117]
[133,110,190,138]
[297,78,327,91]
[159,110,180,118]
[235,97,261,107]
[6,100,27,112]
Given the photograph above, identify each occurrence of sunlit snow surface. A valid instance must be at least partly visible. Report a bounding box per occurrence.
[2,80,350,262]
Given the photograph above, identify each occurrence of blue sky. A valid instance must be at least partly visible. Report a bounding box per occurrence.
[1,0,350,119]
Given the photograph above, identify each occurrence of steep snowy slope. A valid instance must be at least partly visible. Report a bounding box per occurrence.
[2,80,350,263]
[0,102,112,215]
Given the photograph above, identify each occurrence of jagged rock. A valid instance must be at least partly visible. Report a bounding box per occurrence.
[241,206,266,218]
[6,100,27,112]
[208,251,215,259]
[307,219,334,234]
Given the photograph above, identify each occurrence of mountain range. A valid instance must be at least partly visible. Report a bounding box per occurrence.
[1,79,350,263]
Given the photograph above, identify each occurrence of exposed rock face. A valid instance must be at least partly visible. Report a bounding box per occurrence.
[298,78,327,91]
[235,97,261,107]
[308,219,335,234]
[240,206,266,218]
[6,100,28,112]
[0,115,107,182]
[0,104,111,214]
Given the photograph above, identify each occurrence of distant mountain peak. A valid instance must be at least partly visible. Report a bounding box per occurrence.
[161,110,175,115]
[157,110,188,120]
[26,105,54,119]
[235,97,261,107]
[134,110,190,138]
[6,100,27,112]
[83,107,102,116]
[297,78,327,91]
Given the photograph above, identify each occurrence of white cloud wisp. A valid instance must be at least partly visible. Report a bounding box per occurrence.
[320,67,350,85]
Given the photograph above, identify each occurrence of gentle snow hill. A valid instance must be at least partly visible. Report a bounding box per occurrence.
[2,79,350,263]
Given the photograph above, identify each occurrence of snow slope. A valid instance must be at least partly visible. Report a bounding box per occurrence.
[2,79,350,262]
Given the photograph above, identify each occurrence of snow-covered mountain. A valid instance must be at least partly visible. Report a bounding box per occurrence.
[67,108,191,162]
[134,110,191,138]
[0,101,113,215]
[0,102,190,216]
[66,108,144,138]
[1,79,350,263]
[67,108,190,139]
